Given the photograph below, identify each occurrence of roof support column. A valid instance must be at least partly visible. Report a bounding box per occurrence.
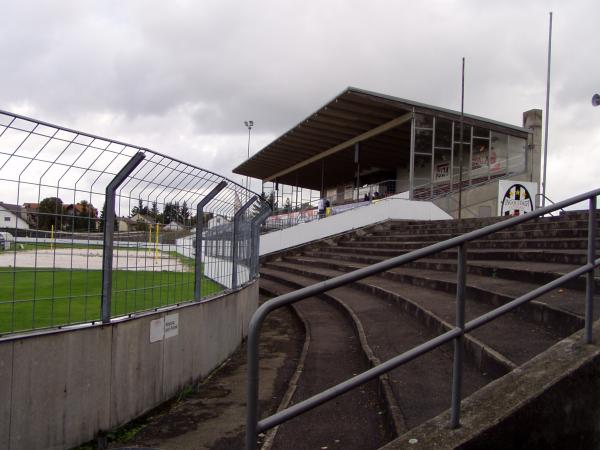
[320,160,325,197]
[409,109,416,200]
[354,142,360,201]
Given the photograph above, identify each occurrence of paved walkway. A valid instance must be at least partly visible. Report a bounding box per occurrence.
[109,297,303,450]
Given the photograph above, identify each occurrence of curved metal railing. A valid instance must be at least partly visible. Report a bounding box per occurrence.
[245,187,600,449]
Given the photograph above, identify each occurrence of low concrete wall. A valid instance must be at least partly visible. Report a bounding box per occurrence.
[382,321,600,449]
[260,195,452,256]
[0,281,258,450]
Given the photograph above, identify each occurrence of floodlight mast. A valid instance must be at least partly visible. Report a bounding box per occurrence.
[542,11,552,208]
[244,120,254,192]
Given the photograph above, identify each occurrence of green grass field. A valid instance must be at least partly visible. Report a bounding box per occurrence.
[0,268,223,334]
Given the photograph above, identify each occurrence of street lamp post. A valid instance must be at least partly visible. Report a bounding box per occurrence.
[244,120,254,192]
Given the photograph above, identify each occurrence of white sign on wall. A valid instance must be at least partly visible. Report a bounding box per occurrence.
[164,313,179,339]
[149,313,180,342]
[498,180,538,216]
[150,318,165,343]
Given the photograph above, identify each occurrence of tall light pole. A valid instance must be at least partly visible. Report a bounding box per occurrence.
[244,120,254,192]
[541,11,552,207]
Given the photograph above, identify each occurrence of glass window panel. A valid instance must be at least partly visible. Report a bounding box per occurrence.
[415,113,433,128]
[508,136,527,174]
[435,118,452,148]
[433,148,452,196]
[473,126,489,138]
[453,123,471,142]
[415,129,432,154]
[414,155,432,189]
[490,132,508,177]
[434,149,451,184]
[453,143,470,187]
[471,138,489,182]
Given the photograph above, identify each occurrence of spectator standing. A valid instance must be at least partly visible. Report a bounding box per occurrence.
[318,197,326,219]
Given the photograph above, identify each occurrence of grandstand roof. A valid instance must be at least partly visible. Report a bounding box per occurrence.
[233,87,529,191]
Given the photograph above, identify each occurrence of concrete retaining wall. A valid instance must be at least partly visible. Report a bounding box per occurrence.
[260,195,452,256]
[382,321,600,449]
[0,281,258,450]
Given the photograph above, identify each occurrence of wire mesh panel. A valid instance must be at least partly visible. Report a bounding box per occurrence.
[0,109,266,336]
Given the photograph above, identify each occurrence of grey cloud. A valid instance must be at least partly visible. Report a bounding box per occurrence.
[1,0,599,202]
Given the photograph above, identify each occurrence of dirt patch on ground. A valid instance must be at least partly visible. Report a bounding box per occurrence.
[0,248,189,271]
[108,296,303,450]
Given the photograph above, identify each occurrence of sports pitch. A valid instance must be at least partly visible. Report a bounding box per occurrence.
[0,248,222,334]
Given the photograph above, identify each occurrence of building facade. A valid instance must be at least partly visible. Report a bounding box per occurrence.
[233,87,541,219]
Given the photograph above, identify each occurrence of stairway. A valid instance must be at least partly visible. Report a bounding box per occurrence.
[258,211,600,448]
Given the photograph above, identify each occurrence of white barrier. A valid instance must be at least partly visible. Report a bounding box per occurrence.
[260,195,452,256]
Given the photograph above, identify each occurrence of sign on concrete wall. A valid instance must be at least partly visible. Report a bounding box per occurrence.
[498,180,538,216]
[150,313,180,342]
[164,314,179,339]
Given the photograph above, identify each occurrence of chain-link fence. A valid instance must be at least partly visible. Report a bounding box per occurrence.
[0,109,270,335]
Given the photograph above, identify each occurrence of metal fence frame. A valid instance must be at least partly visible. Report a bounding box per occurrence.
[0,109,271,335]
[245,187,600,449]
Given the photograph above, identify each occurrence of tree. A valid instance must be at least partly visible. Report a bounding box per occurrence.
[74,200,90,231]
[180,201,190,223]
[99,202,118,232]
[131,199,149,217]
[252,192,274,217]
[150,201,159,219]
[38,197,63,230]
[163,202,178,224]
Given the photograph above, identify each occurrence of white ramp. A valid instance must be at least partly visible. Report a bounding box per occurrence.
[260,195,452,256]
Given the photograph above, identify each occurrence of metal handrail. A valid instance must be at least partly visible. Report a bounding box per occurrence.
[246,187,600,449]
[536,192,566,215]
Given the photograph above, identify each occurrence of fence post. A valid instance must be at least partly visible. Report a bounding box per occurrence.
[250,204,272,278]
[586,196,597,344]
[194,181,227,301]
[101,152,145,324]
[450,243,467,428]
[232,196,257,289]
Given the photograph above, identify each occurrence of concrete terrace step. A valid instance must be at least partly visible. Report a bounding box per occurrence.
[279,255,592,333]
[311,245,590,265]
[336,237,599,251]
[265,262,562,365]
[383,217,600,235]
[259,278,392,450]
[352,227,595,242]
[260,269,495,433]
[300,251,600,292]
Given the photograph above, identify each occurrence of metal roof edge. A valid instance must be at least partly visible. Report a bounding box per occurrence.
[232,86,354,174]
[233,86,533,175]
[345,86,530,133]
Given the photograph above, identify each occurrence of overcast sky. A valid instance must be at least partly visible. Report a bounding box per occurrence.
[1,0,598,204]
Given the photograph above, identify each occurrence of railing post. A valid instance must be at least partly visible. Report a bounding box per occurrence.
[101,152,145,324]
[450,243,467,428]
[245,313,264,450]
[194,181,227,300]
[250,205,272,279]
[232,196,257,289]
[586,196,597,344]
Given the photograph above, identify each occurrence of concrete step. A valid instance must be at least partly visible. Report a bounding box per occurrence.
[383,217,600,235]
[336,237,599,251]
[260,269,495,433]
[309,246,590,265]
[262,261,563,367]
[281,255,590,335]
[300,252,600,292]
[352,227,594,242]
[259,278,392,450]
